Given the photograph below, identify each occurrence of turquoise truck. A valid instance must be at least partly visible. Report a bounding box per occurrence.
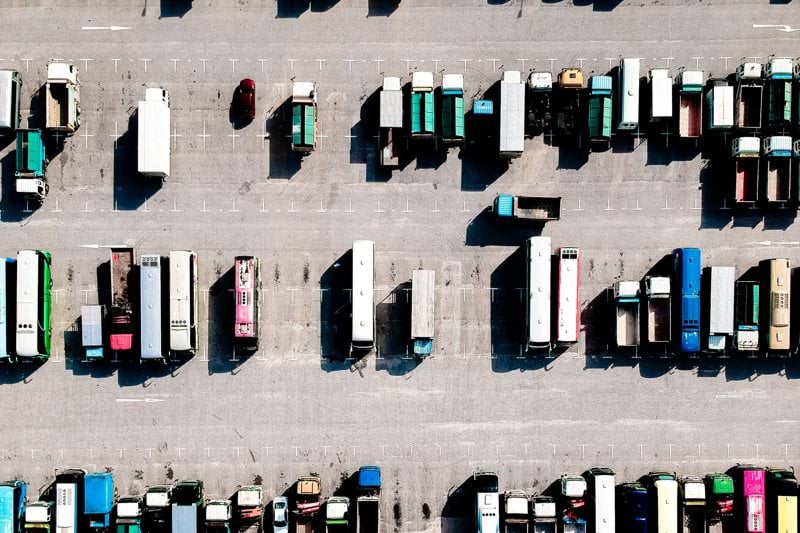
[291,82,317,154]
[15,129,48,203]
[0,480,26,533]
[587,75,612,151]
[493,194,561,221]
[410,72,435,139]
[441,74,464,145]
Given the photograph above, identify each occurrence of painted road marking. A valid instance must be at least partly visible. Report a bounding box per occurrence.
[82,25,131,31]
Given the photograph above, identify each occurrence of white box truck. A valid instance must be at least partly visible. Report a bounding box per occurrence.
[708,267,735,352]
[137,87,171,180]
[499,71,525,158]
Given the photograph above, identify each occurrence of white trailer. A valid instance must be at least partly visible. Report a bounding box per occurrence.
[708,267,735,352]
[706,82,733,131]
[379,76,402,168]
[137,87,171,179]
[649,69,673,121]
[499,70,525,158]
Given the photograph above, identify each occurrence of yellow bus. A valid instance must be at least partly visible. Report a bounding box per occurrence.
[768,258,790,351]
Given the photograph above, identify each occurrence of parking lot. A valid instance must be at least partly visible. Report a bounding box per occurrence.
[1,0,800,530]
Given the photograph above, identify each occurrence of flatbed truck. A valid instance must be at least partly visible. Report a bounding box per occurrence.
[379,76,402,168]
[493,194,561,221]
[45,62,80,133]
[678,70,704,139]
[735,62,763,131]
[732,137,760,206]
[645,277,671,344]
[614,281,640,348]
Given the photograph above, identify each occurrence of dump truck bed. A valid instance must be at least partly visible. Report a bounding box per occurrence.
[766,159,791,203]
[735,159,759,203]
[678,93,702,138]
[514,196,561,220]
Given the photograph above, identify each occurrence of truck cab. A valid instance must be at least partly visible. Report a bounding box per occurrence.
[115,497,142,533]
[205,500,232,533]
[24,501,53,533]
[473,471,499,533]
[143,485,172,532]
[0,480,26,533]
[531,496,556,533]
[235,486,262,532]
[15,128,48,203]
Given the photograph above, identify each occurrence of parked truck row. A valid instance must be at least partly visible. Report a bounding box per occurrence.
[477,465,796,533]
[5,57,800,204]
[610,250,794,356]
[4,466,383,533]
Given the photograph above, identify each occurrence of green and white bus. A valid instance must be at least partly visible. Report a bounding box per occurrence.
[15,249,52,360]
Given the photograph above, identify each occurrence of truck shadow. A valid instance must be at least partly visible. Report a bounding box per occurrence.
[276,0,310,17]
[267,98,303,179]
[0,151,33,222]
[465,207,544,247]
[0,360,46,384]
[228,90,252,131]
[64,316,115,378]
[159,0,193,18]
[461,80,508,190]
[441,476,474,533]
[320,251,353,370]
[114,112,162,211]
[207,265,246,375]
[367,0,400,16]
[375,281,422,375]
[353,87,379,168]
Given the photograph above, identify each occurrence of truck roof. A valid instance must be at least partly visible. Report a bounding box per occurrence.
[646,277,670,295]
[504,492,529,516]
[614,281,639,299]
[767,58,793,79]
[297,476,321,495]
[709,266,735,335]
[682,479,706,501]
[47,62,78,83]
[24,502,52,523]
[326,497,350,520]
[733,136,760,156]
[237,486,262,507]
[532,497,556,518]
[411,270,435,340]
[558,68,584,88]
[382,76,401,92]
[292,82,316,101]
[358,466,381,489]
[412,71,433,90]
[442,73,464,91]
[763,135,793,155]
[379,82,403,128]
[205,500,231,521]
[81,305,104,347]
[561,475,586,497]
[500,71,524,153]
[679,70,704,90]
[528,72,553,90]
[737,62,762,80]
[145,87,169,102]
[116,498,141,519]
[84,472,114,514]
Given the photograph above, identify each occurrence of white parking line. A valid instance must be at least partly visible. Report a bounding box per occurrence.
[197,123,210,150]
[81,126,94,149]
[229,58,238,73]
[287,59,296,71]
[21,58,32,72]
[258,59,268,73]
[140,58,151,73]
[200,58,209,73]
[79,58,93,72]
[110,58,121,73]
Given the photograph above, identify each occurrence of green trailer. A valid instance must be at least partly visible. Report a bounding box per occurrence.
[291,81,317,153]
[441,74,464,144]
[410,71,435,139]
[587,75,612,151]
[15,128,48,202]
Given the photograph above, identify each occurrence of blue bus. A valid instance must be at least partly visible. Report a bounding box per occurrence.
[674,248,701,353]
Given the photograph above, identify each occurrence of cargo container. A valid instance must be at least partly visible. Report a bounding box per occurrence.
[649,68,673,122]
[410,72,434,139]
[765,58,793,130]
[645,276,671,344]
[587,75,612,150]
[137,87,170,180]
[707,266,735,352]
[291,82,317,153]
[441,74,464,145]
[81,305,105,361]
[378,76,402,168]
[0,480,26,533]
[109,247,135,352]
[499,71,525,157]
[734,280,759,352]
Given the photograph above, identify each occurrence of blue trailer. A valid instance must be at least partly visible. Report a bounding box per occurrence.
[0,480,26,533]
[84,473,114,530]
[674,248,701,353]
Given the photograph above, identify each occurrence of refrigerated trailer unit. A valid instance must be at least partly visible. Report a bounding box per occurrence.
[499,70,525,158]
[707,266,735,353]
[137,87,170,179]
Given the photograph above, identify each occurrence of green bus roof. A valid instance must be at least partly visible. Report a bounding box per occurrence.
[707,474,734,494]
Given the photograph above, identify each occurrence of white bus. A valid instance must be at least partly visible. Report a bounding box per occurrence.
[169,251,198,354]
[557,247,580,344]
[140,254,163,360]
[351,240,375,352]
[526,237,552,350]
[55,469,85,533]
[587,468,616,533]
[618,58,641,131]
[16,249,53,360]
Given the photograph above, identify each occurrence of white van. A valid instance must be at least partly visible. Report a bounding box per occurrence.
[0,70,22,132]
